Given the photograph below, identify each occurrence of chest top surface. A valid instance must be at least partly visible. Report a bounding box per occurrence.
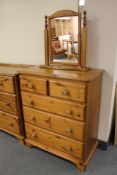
[19,66,103,82]
[0,64,32,76]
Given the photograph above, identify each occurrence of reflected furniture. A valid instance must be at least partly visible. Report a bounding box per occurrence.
[62,39,76,59]
[0,64,31,144]
[52,39,65,59]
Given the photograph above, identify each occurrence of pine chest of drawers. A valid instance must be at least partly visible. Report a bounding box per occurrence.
[0,64,31,144]
[19,66,103,171]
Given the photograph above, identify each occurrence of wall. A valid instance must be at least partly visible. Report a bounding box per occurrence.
[85,0,117,141]
[0,0,117,142]
[0,0,78,64]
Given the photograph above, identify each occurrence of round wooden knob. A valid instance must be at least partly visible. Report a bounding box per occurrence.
[29,83,35,89]
[27,99,34,106]
[30,116,36,121]
[65,109,72,115]
[62,89,69,96]
[66,128,73,133]
[31,132,37,138]
[65,146,72,151]
[0,82,3,86]
[9,123,14,127]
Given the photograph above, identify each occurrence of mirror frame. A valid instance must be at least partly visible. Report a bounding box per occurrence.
[44,10,87,69]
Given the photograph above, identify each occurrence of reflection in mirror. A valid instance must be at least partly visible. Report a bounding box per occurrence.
[51,16,78,64]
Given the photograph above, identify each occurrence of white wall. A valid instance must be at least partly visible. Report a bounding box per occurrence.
[0,0,78,64]
[85,0,117,141]
[0,0,117,142]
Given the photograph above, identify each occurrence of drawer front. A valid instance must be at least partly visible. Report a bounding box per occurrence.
[0,75,14,93]
[49,81,86,102]
[22,92,85,121]
[20,75,47,95]
[0,92,17,115]
[23,106,85,141]
[0,111,20,135]
[25,124,84,159]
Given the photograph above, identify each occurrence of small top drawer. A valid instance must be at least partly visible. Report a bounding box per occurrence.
[20,75,47,95]
[49,81,87,102]
[0,75,14,93]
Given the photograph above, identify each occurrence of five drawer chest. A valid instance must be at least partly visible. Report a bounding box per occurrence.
[19,66,103,171]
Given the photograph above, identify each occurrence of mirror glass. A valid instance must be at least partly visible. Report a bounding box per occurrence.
[50,16,79,64]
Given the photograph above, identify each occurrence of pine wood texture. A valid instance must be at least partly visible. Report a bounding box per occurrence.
[18,66,103,82]
[20,75,47,95]
[25,123,84,159]
[0,64,32,143]
[0,75,15,93]
[19,67,103,171]
[0,92,17,115]
[81,11,87,67]
[21,92,86,122]
[23,106,85,141]
[0,110,20,135]
[49,80,86,102]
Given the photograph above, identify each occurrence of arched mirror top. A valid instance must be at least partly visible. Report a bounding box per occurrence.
[48,10,79,19]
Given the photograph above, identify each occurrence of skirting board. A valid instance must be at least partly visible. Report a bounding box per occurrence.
[98,141,108,151]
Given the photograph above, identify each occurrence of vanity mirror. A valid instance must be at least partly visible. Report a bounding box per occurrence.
[49,11,80,64]
[40,10,88,70]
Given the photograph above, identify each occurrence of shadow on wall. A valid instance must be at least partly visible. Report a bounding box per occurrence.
[87,18,100,67]
[86,18,114,141]
[98,71,113,141]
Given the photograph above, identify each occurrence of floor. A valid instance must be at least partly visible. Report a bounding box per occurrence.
[0,131,117,175]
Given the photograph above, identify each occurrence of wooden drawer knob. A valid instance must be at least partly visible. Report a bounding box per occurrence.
[62,89,69,96]
[0,82,3,86]
[29,83,35,90]
[65,109,72,115]
[31,132,37,138]
[30,116,36,121]
[9,123,14,127]
[66,128,73,133]
[27,99,34,106]
[65,146,72,151]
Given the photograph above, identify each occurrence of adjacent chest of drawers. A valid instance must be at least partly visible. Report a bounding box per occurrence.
[0,64,30,144]
[19,67,103,171]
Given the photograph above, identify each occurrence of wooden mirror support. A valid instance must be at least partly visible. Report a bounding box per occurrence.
[40,10,89,71]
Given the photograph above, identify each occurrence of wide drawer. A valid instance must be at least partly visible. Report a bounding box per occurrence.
[0,75,14,93]
[0,111,20,135]
[25,124,84,159]
[49,81,86,102]
[20,75,47,95]
[23,106,85,141]
[0,92,17,115]
[21,92,86,121]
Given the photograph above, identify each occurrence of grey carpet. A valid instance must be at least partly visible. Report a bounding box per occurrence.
[0,131,117,175]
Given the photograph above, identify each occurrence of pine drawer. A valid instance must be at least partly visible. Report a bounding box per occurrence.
[0,75,14,93]
[20,75,47,95]
[49,80,87,102]
[0,111,20,135]
[25,124,84,159]
[23,106,85,141]
[0,92,17,115]
[21,92,86,121]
